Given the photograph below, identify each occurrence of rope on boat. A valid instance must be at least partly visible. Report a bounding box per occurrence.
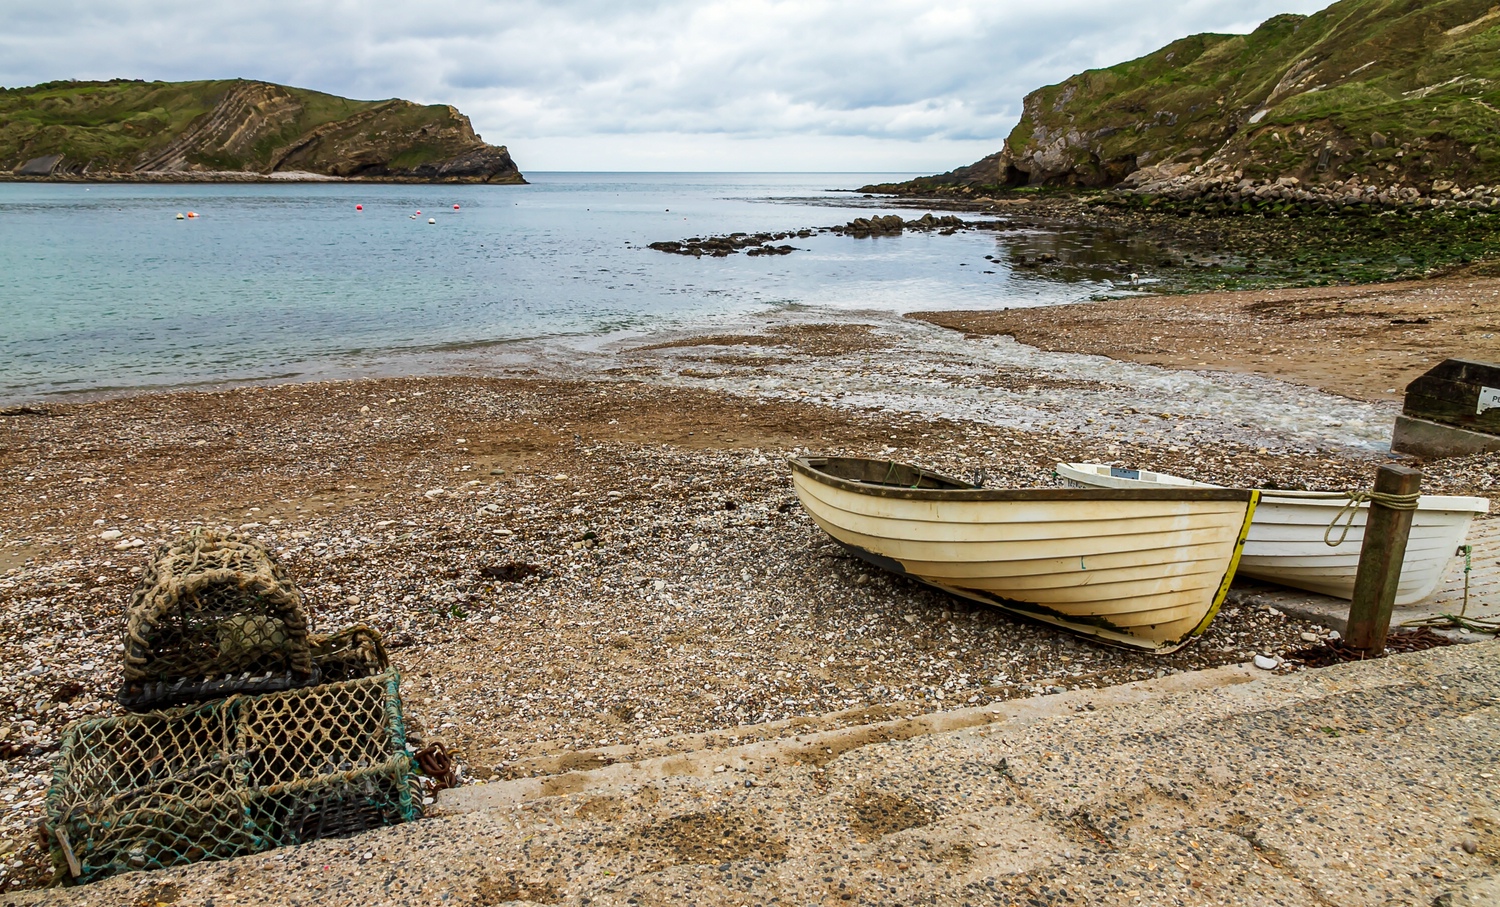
[881,460,906,488]
[1401,545,1499,635]
[883,460,942,490]
[1320,490,1421,547]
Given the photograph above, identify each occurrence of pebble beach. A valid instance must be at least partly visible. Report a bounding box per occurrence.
[1,281,1496,894]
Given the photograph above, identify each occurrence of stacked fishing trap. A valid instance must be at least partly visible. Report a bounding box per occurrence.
[43,529,425,885]
[117,530,318,710]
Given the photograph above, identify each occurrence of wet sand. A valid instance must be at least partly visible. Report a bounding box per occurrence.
[910,276,1500,403]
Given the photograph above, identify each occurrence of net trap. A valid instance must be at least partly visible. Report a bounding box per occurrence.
[44,671,422,884]
[117,529,319,710]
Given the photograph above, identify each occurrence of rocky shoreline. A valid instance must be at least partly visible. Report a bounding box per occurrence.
[865,171,1500,211]
[0,169,525,185]
[1119,169,1500,210]
[649,188,1499,291]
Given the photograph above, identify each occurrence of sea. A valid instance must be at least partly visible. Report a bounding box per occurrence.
[0,172,1163,403]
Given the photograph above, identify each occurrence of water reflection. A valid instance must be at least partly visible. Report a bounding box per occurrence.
[993,227,1170,286]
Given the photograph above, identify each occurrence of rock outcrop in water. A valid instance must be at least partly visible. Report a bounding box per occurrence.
[0,79,525,183]
[868,0,1500,200]
[648,214,975,258]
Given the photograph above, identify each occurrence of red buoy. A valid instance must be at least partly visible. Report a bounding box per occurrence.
[356,204,363,211]
[453,204,460,210]
[415,210,421,215]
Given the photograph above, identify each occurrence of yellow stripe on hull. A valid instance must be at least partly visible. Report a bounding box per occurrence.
[791,458,1258,653]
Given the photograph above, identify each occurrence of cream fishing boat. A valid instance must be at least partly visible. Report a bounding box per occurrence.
[790,456,1259,653]
[1055,462,1490,605]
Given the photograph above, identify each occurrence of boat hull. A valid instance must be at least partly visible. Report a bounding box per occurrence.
[791,457,1258,653]
[1056,463,1490,605]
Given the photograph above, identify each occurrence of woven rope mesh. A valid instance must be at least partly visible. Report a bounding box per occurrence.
[308,625,390,683]
[119,529,316,710]
[45,671,420,885]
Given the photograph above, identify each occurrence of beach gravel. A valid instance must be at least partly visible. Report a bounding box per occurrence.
[0,299,1495,897]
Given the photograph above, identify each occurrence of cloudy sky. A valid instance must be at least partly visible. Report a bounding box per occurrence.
[1,0,1332,171]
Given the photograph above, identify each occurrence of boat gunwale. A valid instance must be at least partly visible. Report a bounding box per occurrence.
[1056,462,1490,513]
[794,457,1256,504]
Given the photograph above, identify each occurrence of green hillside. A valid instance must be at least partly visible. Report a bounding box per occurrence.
[0,78,524,182]
[883,0,1500,193]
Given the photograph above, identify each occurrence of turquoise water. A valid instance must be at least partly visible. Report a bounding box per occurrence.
[0,173,1149,401]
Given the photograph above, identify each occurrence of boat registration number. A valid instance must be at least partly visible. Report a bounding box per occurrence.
[1479,386,1500,415]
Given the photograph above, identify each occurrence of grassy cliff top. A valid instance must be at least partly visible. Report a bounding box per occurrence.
[890,0,1500,191]
[0,78,521,181]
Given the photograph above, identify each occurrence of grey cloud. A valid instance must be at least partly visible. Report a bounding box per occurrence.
[0,0,1332,169]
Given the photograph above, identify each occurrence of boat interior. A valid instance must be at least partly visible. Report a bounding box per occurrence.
[801,457,974,491]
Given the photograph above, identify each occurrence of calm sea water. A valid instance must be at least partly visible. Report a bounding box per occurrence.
[0,173,1157,402]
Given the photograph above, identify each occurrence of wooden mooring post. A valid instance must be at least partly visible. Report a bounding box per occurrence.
[1345,464,1423,655]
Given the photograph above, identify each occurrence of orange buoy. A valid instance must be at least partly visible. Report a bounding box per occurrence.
[186,211,198,218]
[356,204,363,211]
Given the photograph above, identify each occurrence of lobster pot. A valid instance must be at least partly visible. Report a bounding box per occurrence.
[118,530,317,710]
[308,625,391,683]
[44,671,422,885]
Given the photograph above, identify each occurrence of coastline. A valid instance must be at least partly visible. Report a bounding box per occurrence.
[1,279,1497,892]
[0,170,528,184]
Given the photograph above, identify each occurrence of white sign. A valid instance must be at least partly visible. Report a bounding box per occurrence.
[1480,386,1500,415]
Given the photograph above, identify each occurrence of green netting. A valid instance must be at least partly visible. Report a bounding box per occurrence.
[45,671,421,885]
[118,529,318,710]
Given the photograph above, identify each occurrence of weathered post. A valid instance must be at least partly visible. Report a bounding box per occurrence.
[1345,465,1423,654]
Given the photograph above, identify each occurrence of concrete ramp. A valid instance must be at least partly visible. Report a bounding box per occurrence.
[14,641,1498,907]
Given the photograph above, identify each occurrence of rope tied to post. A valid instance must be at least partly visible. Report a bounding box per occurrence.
[1322,489,1421,547]
[1401,544,1500,635]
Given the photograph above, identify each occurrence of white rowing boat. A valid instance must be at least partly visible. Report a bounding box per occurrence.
[790,456,1258,653]
[1055,462,1490,605]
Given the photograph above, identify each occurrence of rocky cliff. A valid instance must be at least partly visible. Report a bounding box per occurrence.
[0,79,524,183]
[878,0,1500,198]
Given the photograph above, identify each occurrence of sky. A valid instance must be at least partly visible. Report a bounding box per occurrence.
[0,0,1334,172]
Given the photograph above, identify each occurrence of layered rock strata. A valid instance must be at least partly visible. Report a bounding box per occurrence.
[2,79,524,183]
